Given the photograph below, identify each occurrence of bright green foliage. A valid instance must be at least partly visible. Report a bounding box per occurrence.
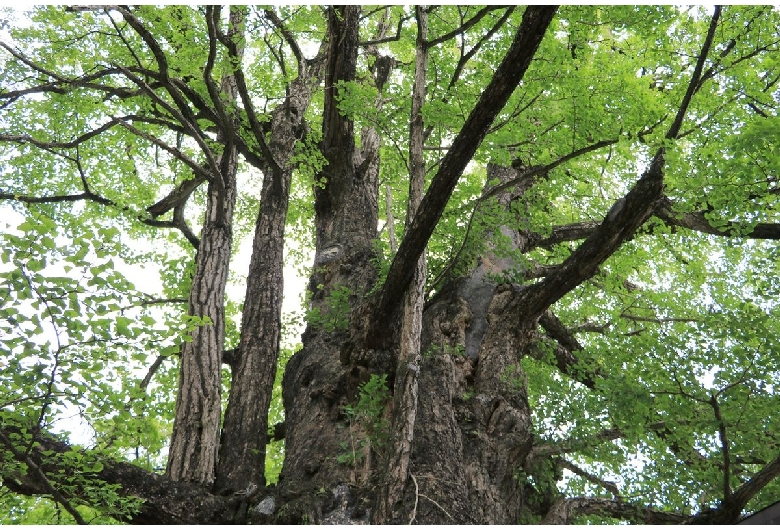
[264,345,297,486]
[339,374,391,467]
[305,284,353,333]
[0,4,779,524]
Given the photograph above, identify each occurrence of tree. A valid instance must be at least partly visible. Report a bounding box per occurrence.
[2,5,780,524]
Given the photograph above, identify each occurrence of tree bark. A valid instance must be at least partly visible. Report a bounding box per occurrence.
[374,6,428,522]
[166,109,238,489]
[164,8,246,488]
[280,7,383,508]
[215,49,322,493]
[370,6,557,341]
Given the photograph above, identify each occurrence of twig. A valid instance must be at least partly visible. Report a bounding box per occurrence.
[409,473,419,524]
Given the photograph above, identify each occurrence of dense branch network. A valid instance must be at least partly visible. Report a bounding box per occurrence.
[3,4,780,526]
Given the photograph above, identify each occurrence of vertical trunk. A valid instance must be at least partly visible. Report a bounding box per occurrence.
[216,63,319,492]
[276,8,556,524]
[166,136,238,488]
[375,6,428,522]
[166,7,243,488]
[280,5,382,510]
[400,164,538,524]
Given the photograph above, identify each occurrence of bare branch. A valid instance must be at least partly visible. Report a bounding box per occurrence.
[427,6,510,47]
[540,496,686,525]
[372,8,556,331]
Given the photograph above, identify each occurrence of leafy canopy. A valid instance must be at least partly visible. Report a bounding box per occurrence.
[1,4,780,523]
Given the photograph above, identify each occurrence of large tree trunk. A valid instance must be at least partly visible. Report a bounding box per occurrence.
[165,7,247,488]
[274,6,557,524]
[280,5,378,493]
[10,6,780,527]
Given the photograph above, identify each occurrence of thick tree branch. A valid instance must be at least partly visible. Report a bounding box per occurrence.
[687,452,780,524]
[527,427,624,463]
[146,175,206,217]
[427,6,510,47]
[540,496,686,524]
[656,195,780,239]
[513,7,722,320]
[1,425,238,524]
[370,7,557,339]
[527,221,601,250]
[665,7,721,140]
[429,138,618,291]
[536,310,600,384]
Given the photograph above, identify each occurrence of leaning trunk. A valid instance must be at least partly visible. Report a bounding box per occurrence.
[215,43,322,495]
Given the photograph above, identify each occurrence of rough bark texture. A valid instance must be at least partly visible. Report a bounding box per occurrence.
[279,8,382,517]
[166,120,238,489]
[215,51,321,495]
[164,7,246,488]
[10,5,780,527]
[273,7,557,524]
[374,7,428,522]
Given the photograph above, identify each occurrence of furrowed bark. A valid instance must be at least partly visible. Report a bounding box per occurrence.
[166,9,243,487]
[280,6,382,505]
[402,164,540,524]
[374,6,428,523]
[165,134,237,488]
[215,43,323,493]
